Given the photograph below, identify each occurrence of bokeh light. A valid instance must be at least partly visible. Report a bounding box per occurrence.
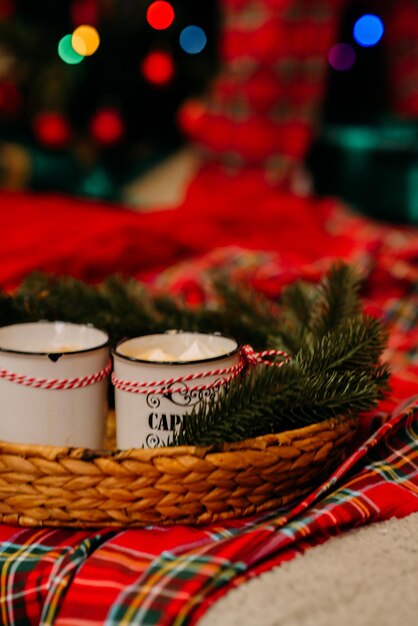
[90,108,124,145]
[146,1,175,31]
[0,80,21,115]
[33,112,71,148]
[141,50,174,85]
[0,0,14,19]
[72,25,100,56]
[353,14,384,47]
[179,26,207,55]
[328,43,356,71]
[58,34,84,65]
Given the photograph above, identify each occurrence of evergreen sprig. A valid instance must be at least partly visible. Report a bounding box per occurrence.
[295,315,388,374]
[309,263,362,336]
[174,317,390,446]
[174,264,389,446]
[3,270,284,348]
[273,264,363,354]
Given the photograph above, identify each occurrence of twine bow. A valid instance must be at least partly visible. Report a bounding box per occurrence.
[241,344,291,368]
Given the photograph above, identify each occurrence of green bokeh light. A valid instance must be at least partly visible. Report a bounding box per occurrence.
[58,34,84,65]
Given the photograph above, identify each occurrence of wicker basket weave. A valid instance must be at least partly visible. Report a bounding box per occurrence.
[0,414,358,528]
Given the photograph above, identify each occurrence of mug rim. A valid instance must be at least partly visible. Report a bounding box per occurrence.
[0,320,110,357]
[112,331,241,366]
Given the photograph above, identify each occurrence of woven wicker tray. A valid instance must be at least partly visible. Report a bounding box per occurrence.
[0,413,358,528]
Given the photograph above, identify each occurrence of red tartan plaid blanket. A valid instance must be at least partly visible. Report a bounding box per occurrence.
[1,166,418,624]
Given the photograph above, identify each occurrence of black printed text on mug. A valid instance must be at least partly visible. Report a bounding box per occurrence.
[148,413,182,431]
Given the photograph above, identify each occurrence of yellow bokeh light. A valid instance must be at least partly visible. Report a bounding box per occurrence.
[72,25,100,56]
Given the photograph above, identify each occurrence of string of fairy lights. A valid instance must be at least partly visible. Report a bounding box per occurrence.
[58,0,207,83]
[58,6,384,76]
[41,5,384,150]
[44,1,209,148]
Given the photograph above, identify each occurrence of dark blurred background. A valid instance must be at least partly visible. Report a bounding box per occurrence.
[310,0,418,224]
[0,0,417,222]
[0,0,219,197]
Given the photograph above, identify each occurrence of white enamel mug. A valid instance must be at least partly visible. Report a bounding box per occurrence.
[112,331,240,449]
[0,321,110,447]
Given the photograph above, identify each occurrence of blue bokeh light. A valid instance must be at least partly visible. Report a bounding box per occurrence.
[179,26,207,55]
[353,14,384,47]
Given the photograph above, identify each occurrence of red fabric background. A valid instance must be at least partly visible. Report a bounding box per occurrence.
[1,167,370,291]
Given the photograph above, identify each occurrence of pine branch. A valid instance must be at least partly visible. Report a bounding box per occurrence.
[284,368,389,424]
[309,263,362,336]
[0,291,29,326]
[296,316,388,375]
[212,274,282,349]
[174,325,390,447]
[11,272,281,348]
[174,365,302,446]
[97,276,162,339]
[15,273,106,324]
[174,297,389,446]
[271,263,363,354]
[275,281,316,353]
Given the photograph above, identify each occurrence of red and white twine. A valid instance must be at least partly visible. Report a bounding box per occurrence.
[0,361,112,390]
[112,345,291,395]
[111,360,244,395]
[0,346,290,393]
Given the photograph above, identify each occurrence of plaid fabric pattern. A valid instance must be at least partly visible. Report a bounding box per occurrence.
[0,529,112,625]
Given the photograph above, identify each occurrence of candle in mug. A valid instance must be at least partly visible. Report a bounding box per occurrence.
[123,337,228,363]
[0,321,110,447]
[112,332,240,449]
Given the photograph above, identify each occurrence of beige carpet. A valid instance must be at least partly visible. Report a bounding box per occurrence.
[200,512,418,626]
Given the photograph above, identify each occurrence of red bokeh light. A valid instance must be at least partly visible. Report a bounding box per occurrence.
[71,0,98,26]
[33,112,71,148]
[141,50,174,86]
[146,1,175,31]
[0,81,21,116]
[0,0,14,18]
[177,98,206,137]
[90,108,124,145]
